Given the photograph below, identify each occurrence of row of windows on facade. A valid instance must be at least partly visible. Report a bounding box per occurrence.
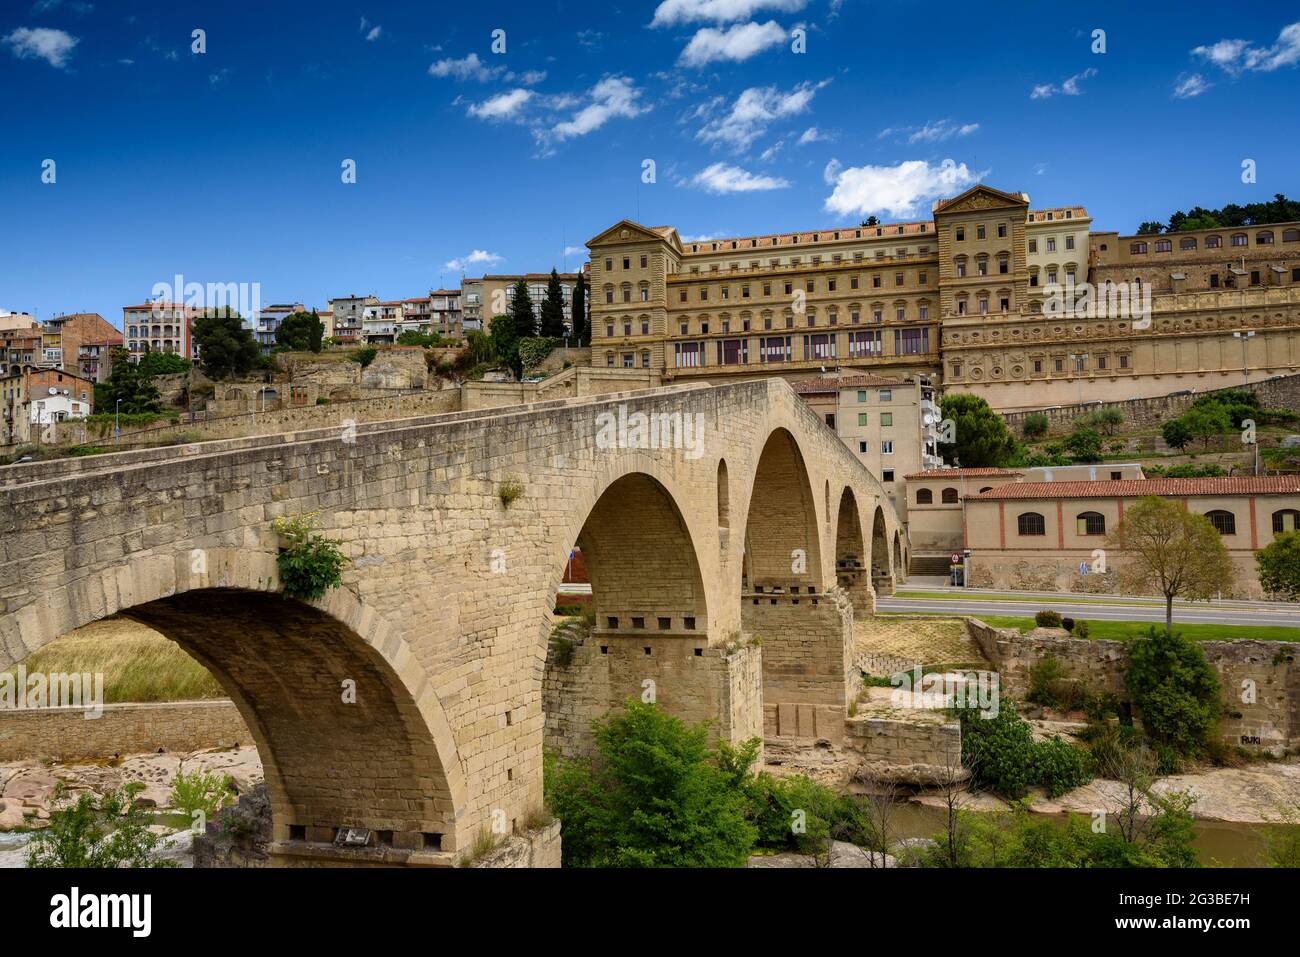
[1130,229,1300,255]
[1007,508,1299,537]
[603,270,936,304]
[823,411,898,429]
[603,305,937,338]
[686,222,929,254]
[1207,267,1300,288]
[601,330,933,370]
[950,353,1131,378]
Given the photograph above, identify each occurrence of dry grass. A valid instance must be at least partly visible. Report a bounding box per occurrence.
[855,616,989,668]
[3,617,224,703]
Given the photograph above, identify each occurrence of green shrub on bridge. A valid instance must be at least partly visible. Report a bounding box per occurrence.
[271,513,350,601]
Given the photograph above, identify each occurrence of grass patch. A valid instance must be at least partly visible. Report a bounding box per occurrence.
[3,618,224,702]
[894,590,1257,610]
[967,615,1300,643]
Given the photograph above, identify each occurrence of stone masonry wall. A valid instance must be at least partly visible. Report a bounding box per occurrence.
[0,699,250,761]
[843,711,961,769]
[1000,372,1300,438]
[967,618,1300,753]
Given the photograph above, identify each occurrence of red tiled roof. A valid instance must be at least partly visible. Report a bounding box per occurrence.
[970,477,1300,500]
[793,375,908,394]
[905,468,1023,479]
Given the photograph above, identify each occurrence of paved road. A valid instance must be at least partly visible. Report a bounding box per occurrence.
[877,597,1300,629]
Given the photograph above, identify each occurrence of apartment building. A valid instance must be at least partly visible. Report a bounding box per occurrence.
[476,273,583,334]
[326,295,375,345]
[793,375,941,508]
[460,279,484,330]
[254,303,306,352]
[399,290,463,338]
[362,300,402,344]
[42,313,123,381]
[0,368,95,445]
[122,301,203,360]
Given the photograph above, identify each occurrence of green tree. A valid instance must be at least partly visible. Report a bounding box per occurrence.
[192,308,259,380]
[539,269,567,338]
[135,351,191,377]
[1136,221,1165,235]
[937,393,1020,467]
[545,700,757,867]
[1022,412,1049,440]
[103,346,162,415]
[860,216,879,227]
[1063,427,1104,463]
[509,279,537,338]
[1125,627,1221,761]
[275,310,324,353]
[1105,497,1236,633]
[572,272,588,345]
[1181,404,1231,450]
[1257,531,1300,600]
[1161,418,1192,450]
[489,313,523,378]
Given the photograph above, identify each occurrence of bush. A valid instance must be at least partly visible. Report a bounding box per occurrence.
[1034,610,1063,628]
[1063,427,1104,463]
[957,703,1093,800]
[1027,654,1072,708]
[271,513,350,600]
[1072,620,1090,638]
[1060,616,1075,633]
[1162,418,1193,450]
[1125,627,1221,760]
[27,782,176,868]
[1022,413,1049,439]
[498,476,525,507]
[170,769,233,824]
[1031,737,1094,798]
[351,346,378,368]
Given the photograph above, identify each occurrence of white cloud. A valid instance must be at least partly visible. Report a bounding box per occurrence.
[2,27,78,68]
[1030,67,1097,99]
[797,126,827,145]
[697,80,827,149]
[517,69,547,85]
[823,158,978,219]
[760,138,785,161]
[693,162,790,193]
[678,20,787,67]
[651,0,806,26]
[577,30,604,48]
[539,75,647,146]
[366,26,382,42]
[429,52,498,81]
[1172,72,1211,98]
[822,158,842,185]
[563,245,586,257]
[1192,22,1300,73]
[446,250,503,271]
[880,118,979,144]
[680,232,726,242]
[467,88,535,121]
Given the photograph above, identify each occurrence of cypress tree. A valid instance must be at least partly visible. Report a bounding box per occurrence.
[540,269,566,338]
[509,279,537,338]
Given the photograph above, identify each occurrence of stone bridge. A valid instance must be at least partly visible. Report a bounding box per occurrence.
[0,378,906,865]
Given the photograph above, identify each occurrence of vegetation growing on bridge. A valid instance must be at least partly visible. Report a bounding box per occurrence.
[271,513,350,601]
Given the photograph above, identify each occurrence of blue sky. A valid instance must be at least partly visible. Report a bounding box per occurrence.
[2,0,1298,326]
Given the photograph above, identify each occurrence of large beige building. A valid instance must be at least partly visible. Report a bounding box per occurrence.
[588,184,1300,411]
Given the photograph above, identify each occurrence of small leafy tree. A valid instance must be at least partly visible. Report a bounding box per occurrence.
[1256,531,1300,600]
[937,393,1020,467]
[136,350,191,377]
[1022,412,1049,440]
[1125,626,1221,763]
[27,782,176,868]
[1182,404,1231,450]
[1063,427,1104,463]
[170,768,234,823]
[192,307,259,380]
[271,513,350,600]
[488,313,523,378]
[1105,496,1236,633]
[104,346,162,414]
[350,346,377,367]
[275,310,325,353]
[1161,418,1192,450]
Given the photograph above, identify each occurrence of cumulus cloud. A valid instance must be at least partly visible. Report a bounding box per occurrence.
[692,162,790,193]
[1192,21,1300,73]
[1172,72,1211,98]
[429,52,498,81]
[678,20,787,67]
[446,250,503,271]
[650,0,806,27]
[2,27,78,68]
[537,75,647,148]
[1030,67,1097,99]
[697,80,827,149]
[823,158,978,219]
[467,88,535,121]
[880,118,979,144]
[563,245,586,257]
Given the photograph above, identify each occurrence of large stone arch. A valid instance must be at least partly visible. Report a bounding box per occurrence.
[740,428,826,593]
[4,549,466,860]
[834,486,872,614]
[870,505,895,597]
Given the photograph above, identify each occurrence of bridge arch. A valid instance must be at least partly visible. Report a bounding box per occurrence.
[741,427,826,593]
[833,486,871,613]
[5,550,465,858]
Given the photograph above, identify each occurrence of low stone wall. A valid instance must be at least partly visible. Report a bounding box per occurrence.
[970,553,1267,600]
[967,618,1300,753]
[0,699,250,762]
[1001,372,1300,438]
[844,709,961,770]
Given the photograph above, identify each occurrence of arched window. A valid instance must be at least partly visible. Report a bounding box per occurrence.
[1204,510,1236,535]
[1273,509,1300,534]
[916,488,933,505]
[1076,511,1106,535]
[1205,235,1222,248]
[1017,512,1046,536]
[979,486,993,493]
[1256,230,1274,245]
[940,488,959,504]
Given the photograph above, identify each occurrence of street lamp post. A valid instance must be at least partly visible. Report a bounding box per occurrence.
[114,399,121,437]
[1232,330,1254,387]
